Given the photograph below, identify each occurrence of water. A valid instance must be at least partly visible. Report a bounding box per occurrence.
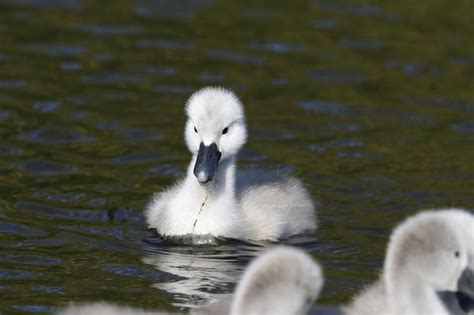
[0,0,473,313]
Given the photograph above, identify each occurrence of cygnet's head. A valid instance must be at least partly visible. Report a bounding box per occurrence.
[434,208,474,268]
[185,87,247,185]
[385,210,469,293]
[434,208,474,307]
[230,246,323,315]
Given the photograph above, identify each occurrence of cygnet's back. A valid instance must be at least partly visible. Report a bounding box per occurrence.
[237,169,316,240]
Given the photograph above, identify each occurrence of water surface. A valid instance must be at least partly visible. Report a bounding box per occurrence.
[0,0,473,314]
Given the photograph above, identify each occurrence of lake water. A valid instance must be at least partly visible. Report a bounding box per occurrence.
[0,0,473,313]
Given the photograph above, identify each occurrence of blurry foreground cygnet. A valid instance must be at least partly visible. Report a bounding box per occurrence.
[195,246,323,315]
[57,302,155,315]
[345,208,473,315]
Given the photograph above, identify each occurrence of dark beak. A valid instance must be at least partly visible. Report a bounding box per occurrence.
[437,291,466,315]
[439,268,474,314]
[457,268,474,313]
[193,143,221,185]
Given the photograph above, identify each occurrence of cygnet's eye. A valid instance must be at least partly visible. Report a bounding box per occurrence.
[454,251,460,258]
[194,126,198,133]
[222,127,229,135]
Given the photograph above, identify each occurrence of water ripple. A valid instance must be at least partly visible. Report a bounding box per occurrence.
[111,152,173,164]
[154,85,196,94]
[74,24,143,35]
[198,72,226,83]
[32,101,61,113]
[147,165,183,177]
[136,39,195,50]
[450,55,474,65]
[0,146,23,155]
[87,198,107,208]
[18,126,93,144]
[82,73,145,85]
[250,129,295,140]
[313,0,384,17]
[242,8,280,19]
[93,52,113,61]
[248,41,306,53]
[0,79,27,89]
[307,69,366,83]
[103,263,179,281]
[0,110,11,120]
[14,202,143,223]
[80,226,124,240]
[0,220,46,236]
[0,253,61,266]
[17,160,78,176]
[31,285,65,295]
[0,269,38,280]
[311,19,338,29]
[328,138,364,148]
[22,43,85,56]
[206,49,265,65]
[115,129,163,142]
[237,148,266,161]
[136,65,176,76]
[60,62,82,71]
[47,192,86,203]
[299,100,349,116]
[12,305,59,313]
[12,0,82,10]
[452,121,474,134]
[339,38,384,50]
[134,0,212,19]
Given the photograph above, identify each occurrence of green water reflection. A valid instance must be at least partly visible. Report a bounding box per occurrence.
[0,0,473,313]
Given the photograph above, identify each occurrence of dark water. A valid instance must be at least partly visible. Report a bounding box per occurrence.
[0,0,473,313]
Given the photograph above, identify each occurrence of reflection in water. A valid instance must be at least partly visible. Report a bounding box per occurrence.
[142,237,262,308]
[142,234,319,309]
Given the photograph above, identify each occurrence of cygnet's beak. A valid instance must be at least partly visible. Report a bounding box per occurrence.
[457,268,474,312]
[193,143,221,185]
[458,268,474,298]
[437,291,466,314]
[439,268,474,314]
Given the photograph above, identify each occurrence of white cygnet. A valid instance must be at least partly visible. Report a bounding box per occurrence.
[146,87,316,241]
[345,208,472,315]
[195,246,323,315]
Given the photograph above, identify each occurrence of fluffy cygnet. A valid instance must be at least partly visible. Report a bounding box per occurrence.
[146,87,316,241]
[195,246,323,315]
[345,208,473,315]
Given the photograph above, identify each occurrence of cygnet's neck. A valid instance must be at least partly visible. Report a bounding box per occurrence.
[185,155,236,201]
[387,272,448,314]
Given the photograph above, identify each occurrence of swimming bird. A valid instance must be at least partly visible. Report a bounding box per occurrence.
[345,208,473,315]
[146,87,316,241]
[194,246,324,315]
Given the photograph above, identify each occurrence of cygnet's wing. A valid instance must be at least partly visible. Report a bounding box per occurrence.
[236,168,316,240]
